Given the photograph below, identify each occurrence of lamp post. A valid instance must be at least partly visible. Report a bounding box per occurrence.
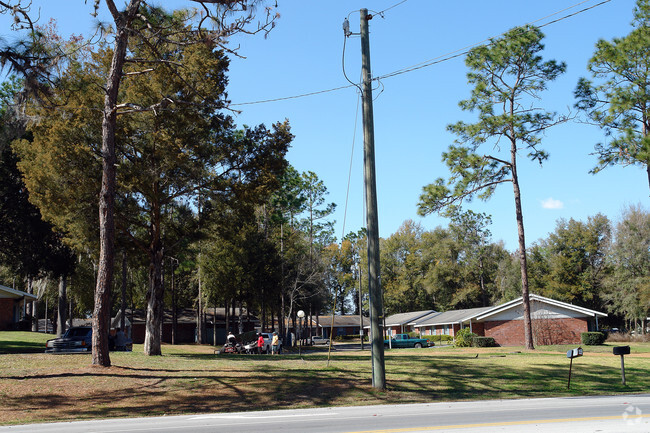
[297,310,305,356]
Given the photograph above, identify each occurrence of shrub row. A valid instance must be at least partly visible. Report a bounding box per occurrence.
[333,335,366,341]
[581,332,606,345]
[421,334,454,343]
[472,336,497,347]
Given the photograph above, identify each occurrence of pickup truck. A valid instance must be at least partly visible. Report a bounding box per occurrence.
[45,326,133,353]
[384,334,431,349]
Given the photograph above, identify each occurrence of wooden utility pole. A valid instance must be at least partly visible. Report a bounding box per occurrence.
[360,8,386,390]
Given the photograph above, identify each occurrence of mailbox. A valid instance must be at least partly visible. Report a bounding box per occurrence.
[567,347,583,359]
[613,346,630,356]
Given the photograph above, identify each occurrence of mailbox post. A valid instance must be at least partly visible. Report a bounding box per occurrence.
[566,347,583,389]
[613,346,630,385]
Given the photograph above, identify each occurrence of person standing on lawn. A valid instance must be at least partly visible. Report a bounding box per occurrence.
[271,332,279,355]
[257,333,264,355]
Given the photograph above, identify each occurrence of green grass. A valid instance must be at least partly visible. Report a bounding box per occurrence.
[0,331,52,354]
[0,332,648,426]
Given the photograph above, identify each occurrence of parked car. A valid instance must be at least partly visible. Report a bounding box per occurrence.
[261,332,282,353]
[45,326,132,353]
[45,326,92,353]
[310,335,330,345]
[384,333,431,349]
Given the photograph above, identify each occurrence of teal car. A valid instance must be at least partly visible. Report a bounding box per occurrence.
[384,333,431,349]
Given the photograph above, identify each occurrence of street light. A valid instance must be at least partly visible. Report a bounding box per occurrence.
[297,310,305,356]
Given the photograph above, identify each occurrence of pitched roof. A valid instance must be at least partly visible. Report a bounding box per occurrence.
[411,294,607,327]
[317,315,364,327]
[411,307,492,327]
[474,294,607,321]
[384,310,437,327]
[0,284,38,301]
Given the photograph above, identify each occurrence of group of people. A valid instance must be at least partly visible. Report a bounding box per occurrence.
[226,331,281,355]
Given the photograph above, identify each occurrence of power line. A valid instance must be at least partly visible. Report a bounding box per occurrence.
[373,0,410,17]
[373,0,612,81]
[229,84,354,106]
[230,0,613,107]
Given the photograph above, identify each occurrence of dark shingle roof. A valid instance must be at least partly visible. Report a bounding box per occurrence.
[384,310,437,326]
[411,307,493,326]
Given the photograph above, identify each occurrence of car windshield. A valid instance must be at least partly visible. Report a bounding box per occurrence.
[65,328,91,337]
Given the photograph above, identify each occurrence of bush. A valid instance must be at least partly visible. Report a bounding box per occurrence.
[333,334,363,341]
[606,331,650,343]
[581,332,606,345]
[454,328,477,347]
[472,336,497,347]
[421,334,453,344]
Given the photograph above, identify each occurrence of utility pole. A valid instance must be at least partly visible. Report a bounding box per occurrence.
[360,8,386,390]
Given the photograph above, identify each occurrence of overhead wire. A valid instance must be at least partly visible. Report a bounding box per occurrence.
[340,92,362,242]
[373,0,410,18]
[375,0,612,81]
[230,0,612,107]
[342,27,363,95]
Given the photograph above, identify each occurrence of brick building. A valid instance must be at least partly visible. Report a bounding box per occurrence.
[0,284,37,331]
[411,294,607,346]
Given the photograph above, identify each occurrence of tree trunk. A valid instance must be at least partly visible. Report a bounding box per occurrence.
[92,0,142,368]
[120,250,127,332]
[197,265,204,344]
[479,257,487,307]
[171,261,177,345]
[31,281,38,332]
[237,300,244,334]
[261,287,266,332]
[224,299,229,335]
[511,147,534,350]
[213,305,217,346]
[57,275,67,337]
[144,203,164,356]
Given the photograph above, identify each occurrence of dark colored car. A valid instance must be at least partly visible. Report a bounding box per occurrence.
[45,326,92,353]
[45,326,133,353]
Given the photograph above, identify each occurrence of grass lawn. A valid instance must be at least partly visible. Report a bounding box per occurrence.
[0,332,649,426]
[0,331,52,354]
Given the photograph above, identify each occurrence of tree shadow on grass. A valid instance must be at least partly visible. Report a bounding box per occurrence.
[0,341,48,354]
[1,352,647,425]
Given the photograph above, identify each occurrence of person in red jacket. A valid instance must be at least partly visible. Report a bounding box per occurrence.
[257,333,264,355]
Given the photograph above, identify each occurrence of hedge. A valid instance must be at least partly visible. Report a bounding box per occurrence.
[472,336,497,347]
[420,334,453,344]
[581,332,606,345]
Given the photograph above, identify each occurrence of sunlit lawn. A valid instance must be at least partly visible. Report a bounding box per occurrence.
[1,332,648,426]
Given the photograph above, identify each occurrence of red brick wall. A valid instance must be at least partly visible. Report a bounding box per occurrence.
[0,299,15,330]
[469,321,485,336]
[484,317,589,346]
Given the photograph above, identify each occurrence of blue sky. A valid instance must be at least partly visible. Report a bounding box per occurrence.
[3,0,648,251]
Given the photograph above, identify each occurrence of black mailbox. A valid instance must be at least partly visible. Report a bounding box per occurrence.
[613,346,630,356]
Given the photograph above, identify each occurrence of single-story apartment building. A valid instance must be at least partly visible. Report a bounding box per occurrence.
[0,284,37,331]
[410,294,607,346]
[379,310,437,336]
[127,307,260,345]
[317,315,365,339]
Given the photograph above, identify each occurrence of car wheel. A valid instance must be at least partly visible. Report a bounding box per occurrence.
[414,343,422,348]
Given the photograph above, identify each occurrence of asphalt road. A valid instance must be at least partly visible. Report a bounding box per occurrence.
[2,394,649,433]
